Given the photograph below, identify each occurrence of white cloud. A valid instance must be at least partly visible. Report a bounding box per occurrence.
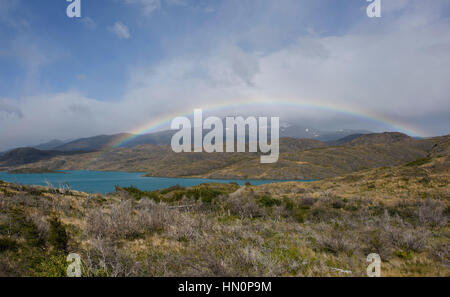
[0,98,22,118]
[1,0,450,151]
[122,0,191,15]
[110,21,131,39]
[81,17,97,30]
[124,0,161,15]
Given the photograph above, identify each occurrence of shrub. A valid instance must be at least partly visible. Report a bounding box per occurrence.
[361,229,393,261]
[0,238,18,252]
[257,195,281,208]
[406,157,432,167]
[383,225,429,253]
[48,215,69,252]
[137,199,171,232]
[431,243,449,264]
[33,253,67,277]
[313,223,357,255]
[224,194,264,219]
[160,185,185,195]
[9,210,46,248]
[188,187,224,203]
[119,186,160,202]
[83,238,141,277]
[418,199,447,228]
[332,200,344,209]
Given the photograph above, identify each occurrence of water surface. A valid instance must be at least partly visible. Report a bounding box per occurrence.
[0,170,313,194]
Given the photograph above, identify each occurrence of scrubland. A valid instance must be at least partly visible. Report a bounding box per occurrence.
[0,154,448,276]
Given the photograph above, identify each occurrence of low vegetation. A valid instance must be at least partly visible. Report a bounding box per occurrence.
[0,152,448,276]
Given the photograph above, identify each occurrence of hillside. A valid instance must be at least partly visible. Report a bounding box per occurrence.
[0,148,86,168]
[54,133,133,152]
[0,148,448,276]
[1,133,442,180]
[33,139,67,150]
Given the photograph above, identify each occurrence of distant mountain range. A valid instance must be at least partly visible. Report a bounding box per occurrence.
[19,126,373,153]
[279,124,372,142]
[2,131,447,180]
[33,139,67,150]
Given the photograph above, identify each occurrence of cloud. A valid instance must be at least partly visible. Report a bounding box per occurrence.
[123,0,192,15]
[1,0,450,151]
[81,17,97,30]
[8,38,50,95]
[118,0,450,136]
[0,98,22,118]
[0,0,29,29]
[124,0,161,15]
[110,22,131,39]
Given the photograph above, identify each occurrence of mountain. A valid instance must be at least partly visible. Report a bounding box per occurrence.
[0,148,85,167]
[326,134,366,146]
[345,132,411,146]
[196,135,434,180]
[315,129,372,142]
[54,133,134,151]
[6,132,443,180]
[3,124,371,154]
[279,124,371,142]
[119,130,174,148]
[326,132,413,146]
[33,139,67,150]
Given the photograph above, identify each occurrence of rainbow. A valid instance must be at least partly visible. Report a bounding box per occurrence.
[111,98,428,148]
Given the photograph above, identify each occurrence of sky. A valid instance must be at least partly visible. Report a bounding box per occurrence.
[0,0,449,150]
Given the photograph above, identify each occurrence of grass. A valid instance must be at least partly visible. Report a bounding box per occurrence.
[406,157,432,167]
[0,153,448,277]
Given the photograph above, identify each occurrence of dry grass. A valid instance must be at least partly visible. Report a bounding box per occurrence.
[0,154,449,276]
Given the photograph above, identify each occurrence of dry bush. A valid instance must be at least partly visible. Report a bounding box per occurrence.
[312,223,359,255]
[168,212,201,241]
[85,208,110,239]
[83,237,142,277]
[52,195,79,217]
[178,237,282,277]
[380,213,430,253]
[386,227,430,252]
[86,199,185,241]
[136,199,171,231]
[361,228,394,261]
[29,210,49,240]
[109,200,139,239]
[85,200,141,240]
[431,243,449,265]
[223,194,264,219]
[299,197,316,206]
[418,199,448,228]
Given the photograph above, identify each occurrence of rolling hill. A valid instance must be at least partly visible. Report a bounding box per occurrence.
[2,132,446,180]
[53,133,133,151]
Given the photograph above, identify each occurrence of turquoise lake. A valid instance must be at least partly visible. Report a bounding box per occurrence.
[0,170,312,194]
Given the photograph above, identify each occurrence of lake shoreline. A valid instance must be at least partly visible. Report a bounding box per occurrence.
[0,170,314,194]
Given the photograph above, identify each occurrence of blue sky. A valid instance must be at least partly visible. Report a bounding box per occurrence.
[0,0,366,100]
[0,0,450,149]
